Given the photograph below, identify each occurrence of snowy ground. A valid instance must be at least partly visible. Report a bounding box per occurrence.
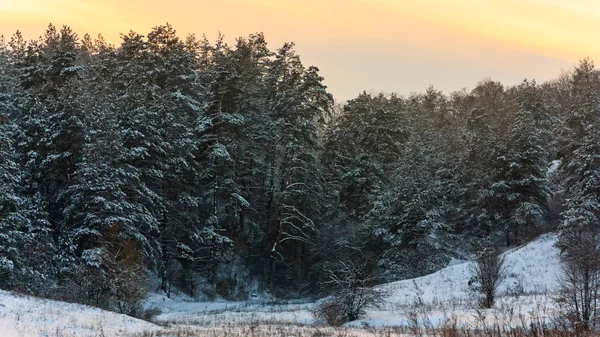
[0,233,563,336]
[149,296,315,326]
[0,290,159,337]
[350,232,560,328]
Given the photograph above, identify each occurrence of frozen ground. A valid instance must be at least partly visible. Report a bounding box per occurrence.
[350,232,560,328]
[0,290,159,337]
[147,293,315,326]
[0,233,562,336]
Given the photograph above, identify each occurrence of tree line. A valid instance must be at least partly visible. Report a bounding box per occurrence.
[0,23,596,316]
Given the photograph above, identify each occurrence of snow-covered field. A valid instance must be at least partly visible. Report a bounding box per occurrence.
[0,233,563,336]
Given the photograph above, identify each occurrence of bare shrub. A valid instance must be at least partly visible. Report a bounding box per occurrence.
[313,297,346,326]
[101,226,151,318]
[50,225,153,319]
[314,261,386,326]
[556,227,600,332]
[470,241,506,308]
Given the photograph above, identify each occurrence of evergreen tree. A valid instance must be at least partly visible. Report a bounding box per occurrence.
[371,88,459,280]
[261,42,332,288]
[58,81,158,307]
[501,80,550,245]
[0,48,51,291]
[324,93,408,221]
[462,80,511,241]
[558,126,600,247]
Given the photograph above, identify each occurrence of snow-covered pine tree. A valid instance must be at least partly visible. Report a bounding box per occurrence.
[461,80,512,242]
[0,41,51,291]
[558,59,600,197]
[58,78,158,309]
[558,62,600,245]
[0,50,28,287]
[500,80,550,245]
[371,88,458,280]
[555,60,600,261]
[324,92,408,222]
[145,24,208,295]
[14,26,88,261]
[260,42,332,289]
[559,125,600,232]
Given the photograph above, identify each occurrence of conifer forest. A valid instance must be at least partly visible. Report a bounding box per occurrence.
[0,23,597,317]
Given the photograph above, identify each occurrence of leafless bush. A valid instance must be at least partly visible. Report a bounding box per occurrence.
[470,242,506,308]
[314,261,386,326]
[48,226,155,320]
[313,298,346,326]
[556,227,600,332]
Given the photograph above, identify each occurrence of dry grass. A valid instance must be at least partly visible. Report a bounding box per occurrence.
[127,323,598,337]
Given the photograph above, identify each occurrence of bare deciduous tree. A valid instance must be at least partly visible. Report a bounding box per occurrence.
[470,242,506,308]
[557,227,600,332]
[314,261,386,326]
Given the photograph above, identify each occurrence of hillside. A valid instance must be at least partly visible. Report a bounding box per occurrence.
[352,233,560,328]
[0,233,562,336]
[0,290,159,337]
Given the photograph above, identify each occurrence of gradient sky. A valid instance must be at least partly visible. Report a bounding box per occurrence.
[1,0,598,101]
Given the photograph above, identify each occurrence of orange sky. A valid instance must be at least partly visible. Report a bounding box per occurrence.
[0,0,597,100]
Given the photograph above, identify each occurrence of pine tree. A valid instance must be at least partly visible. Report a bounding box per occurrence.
[0,101,28,288]
[12,26,87,261]
[371,88,459,280]
[558,59,600,197]
[0,33,52,292]
[557,60,600,254]
[462,80,511,241]
[559,128,600,232]
[324,92,408,221]
[261,42,332,287]
[501,80,550,245]
[58,82,158,307]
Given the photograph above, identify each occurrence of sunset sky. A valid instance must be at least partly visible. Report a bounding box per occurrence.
[0,0,598,101]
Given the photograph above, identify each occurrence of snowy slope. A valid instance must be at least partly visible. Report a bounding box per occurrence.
[0,233,562,335]
[0,290,160,337]
[350,233,561,327]
[145,232,561,329]
[382,232,559,304]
